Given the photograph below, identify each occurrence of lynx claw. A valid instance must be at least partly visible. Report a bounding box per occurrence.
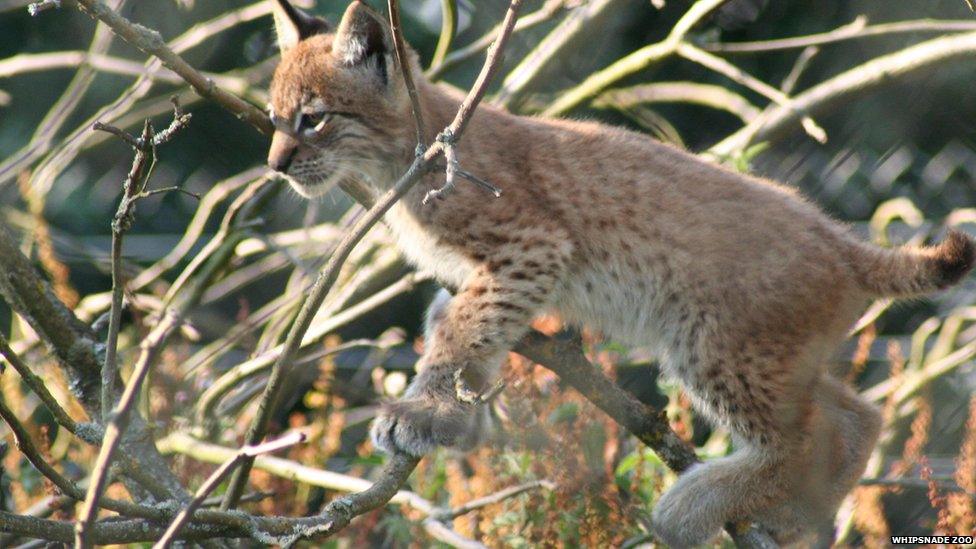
[370,397,487,457]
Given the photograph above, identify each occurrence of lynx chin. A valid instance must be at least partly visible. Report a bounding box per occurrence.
[266,1,975,546]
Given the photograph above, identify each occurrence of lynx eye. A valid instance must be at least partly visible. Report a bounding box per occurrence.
[300,111,328,131]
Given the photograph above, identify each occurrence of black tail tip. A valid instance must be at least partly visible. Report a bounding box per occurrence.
[935,229,976,288]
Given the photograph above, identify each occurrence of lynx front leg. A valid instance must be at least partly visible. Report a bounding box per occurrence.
[371,249,566,456]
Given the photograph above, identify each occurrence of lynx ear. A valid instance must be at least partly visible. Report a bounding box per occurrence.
[273,0,330,53]
[333,1,391,79]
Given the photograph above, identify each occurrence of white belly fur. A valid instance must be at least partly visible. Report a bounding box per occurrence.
[385,203,475,290]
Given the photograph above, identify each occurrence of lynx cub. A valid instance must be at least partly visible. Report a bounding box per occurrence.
[266,1,974,545]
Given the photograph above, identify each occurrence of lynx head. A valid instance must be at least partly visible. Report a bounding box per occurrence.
[267,0,412,198]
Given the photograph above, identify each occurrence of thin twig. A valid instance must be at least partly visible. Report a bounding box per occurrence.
[779,46,819,95]
[457,168,503,197]
[76,105,192,548]
[541,0,730,116]
[154,432,307,549]
[423,0,523,203]
[427,0,566,80]
[97,120,148,423]
[388,0,426,147]
[432,479,555,521]
[200,491,275,507]
[860,476,967,492]
[0,332,78,432]
[0,51,206,82]
[92,99,191,422]
[704,16,976,53]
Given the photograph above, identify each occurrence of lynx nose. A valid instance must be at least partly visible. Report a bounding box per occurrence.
[268,131,299,173]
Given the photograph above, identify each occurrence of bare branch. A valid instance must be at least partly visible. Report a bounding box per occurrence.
[76,104,193,547]
[593,82,761,123]
[159,433,535,547]
[75,311,185,547]
[0,393,84,506]
[0,395,183,522]
[0,332,78,433]
[675,42,826,143]
[779,46,819,95]
[432,479,555,521]
[496,0,627,109]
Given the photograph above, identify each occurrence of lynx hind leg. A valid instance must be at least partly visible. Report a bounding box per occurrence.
[653,341,830,547]
[653,352,797,547]
[652,345,883,548]
[801,376,882,519]
[754,375,881,546]
[652,445,788,547]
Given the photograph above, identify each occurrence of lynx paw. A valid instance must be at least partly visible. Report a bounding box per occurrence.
[652,464,725,548]
[370,397,488,457]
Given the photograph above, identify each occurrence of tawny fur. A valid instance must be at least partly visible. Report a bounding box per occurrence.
[266,2,975,546]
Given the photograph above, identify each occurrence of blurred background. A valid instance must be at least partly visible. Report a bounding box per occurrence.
[1,0,975,546]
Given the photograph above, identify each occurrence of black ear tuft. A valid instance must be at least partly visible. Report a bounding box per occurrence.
[333,1,391,83]
[273,0,330,53]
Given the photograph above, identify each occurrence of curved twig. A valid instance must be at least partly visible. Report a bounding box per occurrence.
[709,30,976,157]
[704,17,976,53]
